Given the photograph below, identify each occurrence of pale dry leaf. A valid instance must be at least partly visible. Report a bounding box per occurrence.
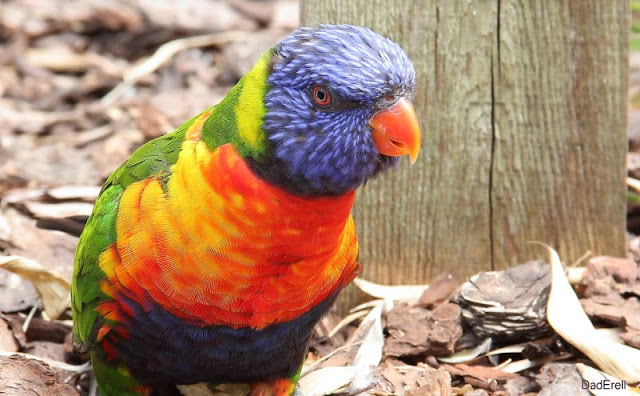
[350,299,385,312]
[298,366,377,396]
[438,338,492,364]
[483,343,525,357]
[594,328,626,344]
[481,328,621,361]
[23,201,94,219]
[567,267,587,285]
[303,304,383,393]
[351,302,384,367]
[0,256,70,319]
[353,277,427,301]
[25,47,122,73]
[301,341,364,377]
[46,186,101,201]
[500,353,572,374]
[627,177,640,193]
[544,245,640,382]
[299,304,383,395]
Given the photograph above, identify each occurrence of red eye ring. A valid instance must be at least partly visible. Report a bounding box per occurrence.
[312,86,331,107]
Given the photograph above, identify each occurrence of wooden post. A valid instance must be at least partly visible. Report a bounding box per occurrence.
[301,1,628,309]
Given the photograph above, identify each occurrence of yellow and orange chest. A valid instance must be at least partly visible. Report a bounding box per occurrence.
[98,134,359,330]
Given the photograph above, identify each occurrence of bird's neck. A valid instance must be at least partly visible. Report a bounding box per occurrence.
[200,51,272,161]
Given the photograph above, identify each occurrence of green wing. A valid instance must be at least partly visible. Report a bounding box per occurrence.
[71,50,273,349]
[71,109,209,349]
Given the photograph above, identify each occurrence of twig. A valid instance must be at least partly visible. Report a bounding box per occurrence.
[300,341,364,378]
[89,375,98,396]
[570,250,592,267]
[328,309,369,338]
[22,305,37,333]
[101,30,251,106]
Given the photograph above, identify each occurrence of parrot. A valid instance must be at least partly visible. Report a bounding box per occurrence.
[72,24,421,396]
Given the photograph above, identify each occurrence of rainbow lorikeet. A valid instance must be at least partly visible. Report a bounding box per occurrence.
[72,24,420,396]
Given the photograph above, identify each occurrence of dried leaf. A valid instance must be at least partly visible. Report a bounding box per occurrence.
[544,245,640,382]
[328,309,368,338]
[23,201,94,219]
[46,186,101,201]
[353,277,427,301]
[484,344,525,357]
[351,302,383,367]
[500,353,572,374]
[298,366,377,396]
[418,271,459,307]
[438,338,492,364]
[301,304,383,395]
[0,256,70,320]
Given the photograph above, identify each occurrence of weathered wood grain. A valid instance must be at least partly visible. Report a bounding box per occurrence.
[492,1,628,267]
[301,1,628,309]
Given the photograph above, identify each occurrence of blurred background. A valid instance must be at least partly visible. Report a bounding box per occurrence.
[1,1,640,394]
[0,0,298,281]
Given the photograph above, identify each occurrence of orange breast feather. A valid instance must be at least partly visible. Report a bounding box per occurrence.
[98,132,359,330]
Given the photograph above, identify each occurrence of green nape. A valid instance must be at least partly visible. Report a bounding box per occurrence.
[201,49,273,160]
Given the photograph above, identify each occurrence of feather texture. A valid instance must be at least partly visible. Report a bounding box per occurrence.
[72,24,418,396]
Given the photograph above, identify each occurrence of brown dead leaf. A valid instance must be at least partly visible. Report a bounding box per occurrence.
[128,101,174,140]
[0,256,70,320]
[25,47,122,73]
[545,246,640,382]
[418,271,459,308]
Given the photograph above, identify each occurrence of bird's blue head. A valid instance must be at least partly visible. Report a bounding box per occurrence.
[251,24,421,197]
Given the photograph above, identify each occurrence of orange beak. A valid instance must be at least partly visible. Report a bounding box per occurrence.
[369,97,421,164]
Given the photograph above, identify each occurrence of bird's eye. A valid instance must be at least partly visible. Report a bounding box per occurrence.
[312,86,332,107]
[384,94,398,104]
